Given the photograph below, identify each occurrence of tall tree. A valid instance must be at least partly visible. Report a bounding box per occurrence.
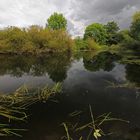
[130,11,140,41]
[84,23,107,45]
[105,21,119,34]
[47,12,67,30]
[105,21,120,45]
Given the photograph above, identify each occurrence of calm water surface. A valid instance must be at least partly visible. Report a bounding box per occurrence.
[0,52,140,140]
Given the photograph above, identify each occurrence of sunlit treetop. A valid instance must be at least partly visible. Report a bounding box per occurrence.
[47,12,67,30]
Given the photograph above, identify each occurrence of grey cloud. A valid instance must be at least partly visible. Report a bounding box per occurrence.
[70,0,140,29]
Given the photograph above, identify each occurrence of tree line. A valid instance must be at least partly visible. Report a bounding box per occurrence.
[0,11,140,54]
[76,11,140,51]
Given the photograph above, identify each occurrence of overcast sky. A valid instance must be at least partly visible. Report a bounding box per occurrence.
[0,0,140,36]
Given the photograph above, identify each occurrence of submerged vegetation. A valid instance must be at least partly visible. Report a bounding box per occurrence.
[0,86,130,139]
[0,83,61,136]
[62,105,129,140]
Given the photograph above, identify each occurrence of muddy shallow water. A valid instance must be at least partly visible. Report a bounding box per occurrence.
[0,52,140,140]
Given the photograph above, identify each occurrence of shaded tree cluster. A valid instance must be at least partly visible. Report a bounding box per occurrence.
[83,11,140,50]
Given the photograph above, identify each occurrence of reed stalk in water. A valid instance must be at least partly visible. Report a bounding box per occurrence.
[0,83,61,137]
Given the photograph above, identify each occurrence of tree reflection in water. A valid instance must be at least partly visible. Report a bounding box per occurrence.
[83,51,120,72]
[125,64,140,86]
[0,53,72,82]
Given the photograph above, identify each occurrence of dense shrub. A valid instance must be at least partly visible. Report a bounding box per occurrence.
[0,26,73,53]
[74,37,88,50]
[117,30,140,50]
[74,37,106,51]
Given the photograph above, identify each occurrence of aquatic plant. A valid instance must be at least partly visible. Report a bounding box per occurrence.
[0,83,61,107]
[0,106,27,137]
[62,123,72,140]
[62,105,129,140]
[0,124,26,137]
[106,80,140,91]
[0,83,62,137]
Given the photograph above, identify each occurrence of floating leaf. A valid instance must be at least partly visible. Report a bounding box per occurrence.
[93,129,102,139]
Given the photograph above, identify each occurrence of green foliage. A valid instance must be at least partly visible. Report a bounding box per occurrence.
[0,26,73,53]
[117,30,140,50]
[74,37,88,50]
[27,25,46,49]
[1,11,140,54]
[118,30,134,43]
[47,12,67,30]
[28,26,73,52]
[105,21,119,34]
[130,11,140,41]
[84,23,107,45]
[74,37,104,51]
[85,38,103,50]
[111,11,140,52]
[46,29,73,52]
[0,27,32,52]
[105,21,120,45]
[6,27,28,49]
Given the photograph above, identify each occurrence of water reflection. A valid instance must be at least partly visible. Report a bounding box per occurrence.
[0,51,140,140]
[0,52,140,92]
[125,64,140,86]
[0,53,71,82]
[83,51,120,72]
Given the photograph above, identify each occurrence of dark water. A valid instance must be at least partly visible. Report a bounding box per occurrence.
[0,52,140,140]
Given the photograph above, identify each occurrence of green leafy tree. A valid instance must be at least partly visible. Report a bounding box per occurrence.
[130,11,140,41]
[116,29,140,50]
[84,23,107,45]
[105,21,120,45]
[118,30,133,43]
[47,12,67,30]
[105,21,119,34]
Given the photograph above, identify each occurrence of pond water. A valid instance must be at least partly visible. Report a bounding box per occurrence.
[0,51,140,140]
